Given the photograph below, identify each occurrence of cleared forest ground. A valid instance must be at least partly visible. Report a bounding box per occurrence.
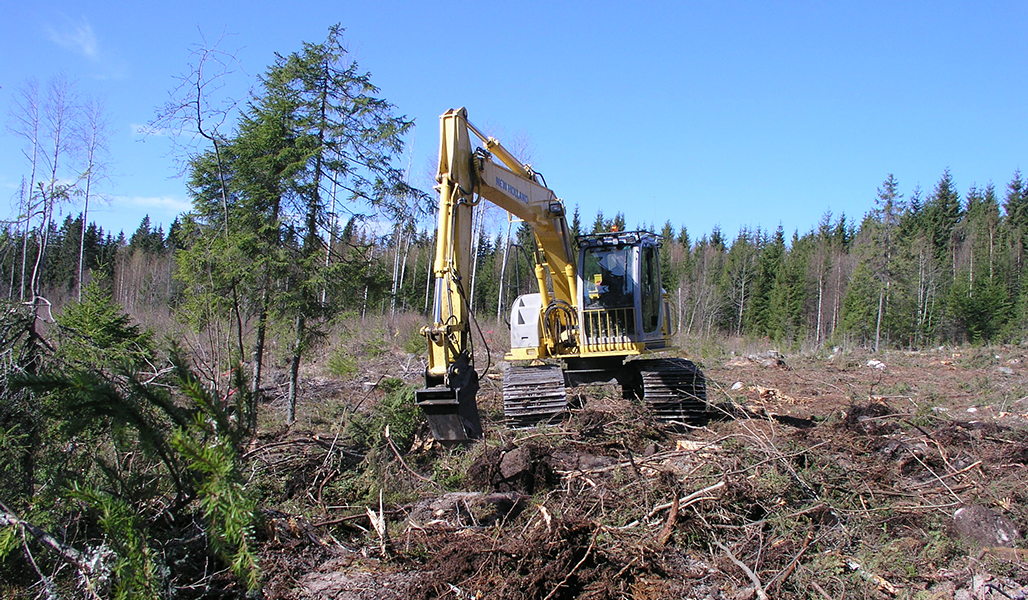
[250,343,1028,600]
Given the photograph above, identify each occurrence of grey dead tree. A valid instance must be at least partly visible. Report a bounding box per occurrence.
[7,78,43,302]
[74,95,112,301]
[146,30,248,375]
[31,75,81,302]
[147,29,244,235]
[6,75,83,316]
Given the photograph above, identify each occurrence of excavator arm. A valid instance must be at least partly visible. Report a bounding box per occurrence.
[416,107,576,441]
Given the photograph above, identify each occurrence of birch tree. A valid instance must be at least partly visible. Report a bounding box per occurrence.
[74,95,111,301]
[6,79,42,302]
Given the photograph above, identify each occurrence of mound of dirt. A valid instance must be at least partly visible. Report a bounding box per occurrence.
[466,444,558,494]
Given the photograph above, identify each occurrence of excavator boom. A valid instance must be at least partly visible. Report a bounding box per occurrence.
[417,108,574,440]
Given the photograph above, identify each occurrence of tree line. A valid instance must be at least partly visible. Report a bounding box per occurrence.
[573,168,1027,349]
[462,168,1028,349]
[6,164,1028,358]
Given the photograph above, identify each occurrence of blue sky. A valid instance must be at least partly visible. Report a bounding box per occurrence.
[2,1,1027,241]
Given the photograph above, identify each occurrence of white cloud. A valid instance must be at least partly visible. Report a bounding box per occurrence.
[45,15,99,60]
[41,14,127,81]
[116,195,192,214]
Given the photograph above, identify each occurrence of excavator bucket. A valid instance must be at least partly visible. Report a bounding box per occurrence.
[415,375,482,442]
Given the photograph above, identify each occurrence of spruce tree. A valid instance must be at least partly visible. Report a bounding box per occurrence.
[175,25,418,422]
[746,226,781,337]
[1004,170,1028,294]
[571,204,582,240]
[923,168,962,270]
[867,174,905,351]
[811,212,835,346]
[840,263,879,346]
[766,228,808,343]
[659,220,678,291]
[612,212,626,232]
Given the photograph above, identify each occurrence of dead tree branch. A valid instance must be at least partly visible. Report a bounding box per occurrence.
[714,540,769,600]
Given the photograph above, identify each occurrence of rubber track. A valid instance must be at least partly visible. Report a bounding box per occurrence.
[503,365,567,429]
[633,358,709,425]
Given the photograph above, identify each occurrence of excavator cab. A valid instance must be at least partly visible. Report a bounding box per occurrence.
[504,230,705,429]
[577,231,669,353]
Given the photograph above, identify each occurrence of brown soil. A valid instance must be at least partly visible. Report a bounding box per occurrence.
[255,345,1028,599]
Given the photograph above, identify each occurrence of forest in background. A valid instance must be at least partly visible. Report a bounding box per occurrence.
[2,23,1028,598]
[4,164,1028,356]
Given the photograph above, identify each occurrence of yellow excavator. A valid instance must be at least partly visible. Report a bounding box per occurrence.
[416,108,706,441]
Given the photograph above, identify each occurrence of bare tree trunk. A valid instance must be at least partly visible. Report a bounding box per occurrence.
[323,179,337,306]
[921,246,929,345]
[816,273,824,346]
[831,275,839,339]
[252,283,269,395]
[10,179,27,301]
[29,190,54,301]
[78,194,89,301]
[424,229,435,314]
[76,96,109,302]
[688,292,700,335]
[287,313,304,424]
[231,283,245,363]
[390,222,402,314]
[968,243,974,297]
[496,219,513,319]
[874,287,885,353]
[361,250,373,320]
[677,285,684,335]
[18,189,31,302]
[468,203,484,309]
[31,76,79,303]
[397,227,413,311]
[951,242,957,283]
[11,81,42,303]
[989,226,995,283]
[735,267,747,337]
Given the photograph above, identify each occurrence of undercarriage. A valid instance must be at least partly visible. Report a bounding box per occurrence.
[502,357,709,429]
